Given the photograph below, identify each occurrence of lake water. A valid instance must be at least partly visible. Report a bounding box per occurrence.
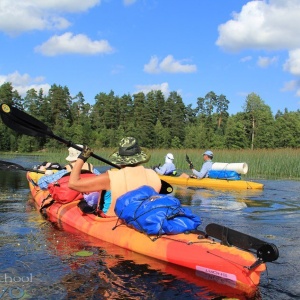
[0,157,299,299]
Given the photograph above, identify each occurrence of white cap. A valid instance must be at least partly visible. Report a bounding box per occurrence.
[166,153,174,160]
[66,144,83,161]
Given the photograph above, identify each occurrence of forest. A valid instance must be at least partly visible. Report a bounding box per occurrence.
[0,82,299,152]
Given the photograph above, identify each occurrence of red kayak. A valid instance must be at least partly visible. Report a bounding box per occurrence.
[27,171,279,297]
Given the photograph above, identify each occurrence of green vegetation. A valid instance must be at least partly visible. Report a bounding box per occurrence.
[0,82,299,154]
[2,148,298,180]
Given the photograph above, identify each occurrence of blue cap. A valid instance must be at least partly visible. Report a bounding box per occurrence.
[203,150,213,157]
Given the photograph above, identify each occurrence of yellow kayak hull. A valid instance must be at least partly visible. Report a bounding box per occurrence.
[159,175,264,190]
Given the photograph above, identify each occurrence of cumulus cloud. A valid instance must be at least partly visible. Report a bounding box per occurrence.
[283,49,300,75]
[0,0,100,35]
[0,71,51,96]
[144,56,160,74]
[134,82,170,97]
[257,56,278,68]
[35,32,114,56]
[31,0,101,12]
[216,0,300,52]
[144,55,197,74]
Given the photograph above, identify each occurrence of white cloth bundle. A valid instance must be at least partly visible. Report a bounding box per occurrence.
[211,162,248,175]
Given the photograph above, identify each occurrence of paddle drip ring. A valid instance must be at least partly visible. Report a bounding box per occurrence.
[257,243,279,262]
[1,104,10,113]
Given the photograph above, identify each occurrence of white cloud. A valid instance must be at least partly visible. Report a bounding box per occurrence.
[216,0,300,52]
[240,56,252,63]
[35,32,114,56]
[257,56,278,68]
[135,82,170,97]
[281,79,300,97]
[123,0,137,6]
[29,0,101,12]
[0,71,51,96]
[281,80,299,92]
[144,55,197,74]
[283,49,300,75]
[0,0,100,35]
[144,56,160,74]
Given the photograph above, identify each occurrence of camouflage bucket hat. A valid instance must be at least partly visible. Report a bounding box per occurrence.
[110,137,151,166]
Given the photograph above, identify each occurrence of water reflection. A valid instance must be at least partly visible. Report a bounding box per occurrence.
[24,212,258,300]
[1,157,300,299]
[0,170,29,191]
[174,185,264,212]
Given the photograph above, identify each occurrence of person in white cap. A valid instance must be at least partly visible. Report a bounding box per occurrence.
[153,153,176,176]
[180,150,214,179]
[37,144,100,190]
[65,145,100,174]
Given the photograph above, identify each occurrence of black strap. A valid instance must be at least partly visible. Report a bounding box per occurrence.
[77,200,96,214]
[67,162,92,171]
[99,190,107,211]
[40,194,54,211]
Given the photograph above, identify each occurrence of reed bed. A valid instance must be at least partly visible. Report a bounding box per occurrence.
[147,148,300,180]
[2,148,299,180]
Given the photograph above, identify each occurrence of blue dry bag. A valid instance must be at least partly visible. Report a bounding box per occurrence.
[208,170,241,180]
[115,185,201,235]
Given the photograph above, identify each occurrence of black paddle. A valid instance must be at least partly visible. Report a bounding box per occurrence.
[205,223,279,268]
[0,103,173,194]
[0,103,121,169]
[185,154,193,167]
[0,160,45,173]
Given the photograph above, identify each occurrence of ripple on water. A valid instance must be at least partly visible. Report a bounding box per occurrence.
[1,166,300,299]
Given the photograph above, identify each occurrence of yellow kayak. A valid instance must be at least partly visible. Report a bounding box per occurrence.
[158,175,264,190]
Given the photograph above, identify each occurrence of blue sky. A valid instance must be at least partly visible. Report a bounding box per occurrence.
[1,0,300,114]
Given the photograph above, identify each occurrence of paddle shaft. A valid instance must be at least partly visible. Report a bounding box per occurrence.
[0,103,173,194]
[49,133,121,169]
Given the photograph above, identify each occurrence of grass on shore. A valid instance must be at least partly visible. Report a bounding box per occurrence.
[1,148,299,180]
[148,148,300,180]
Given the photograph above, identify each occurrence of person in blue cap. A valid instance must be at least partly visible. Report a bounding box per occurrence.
[191,150,213,178]
[180,150,214,179]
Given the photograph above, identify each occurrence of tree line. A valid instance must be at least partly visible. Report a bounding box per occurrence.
[0,82,299,152]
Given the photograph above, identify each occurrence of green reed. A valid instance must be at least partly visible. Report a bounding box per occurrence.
[147,148,300,180]
[2,148,299,180]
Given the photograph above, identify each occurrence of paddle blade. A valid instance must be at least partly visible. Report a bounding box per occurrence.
[0,160,45,173]
[160,179,173,194]
[0,160,24,171]
[185,154,192,164]
[0,103,52,137]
